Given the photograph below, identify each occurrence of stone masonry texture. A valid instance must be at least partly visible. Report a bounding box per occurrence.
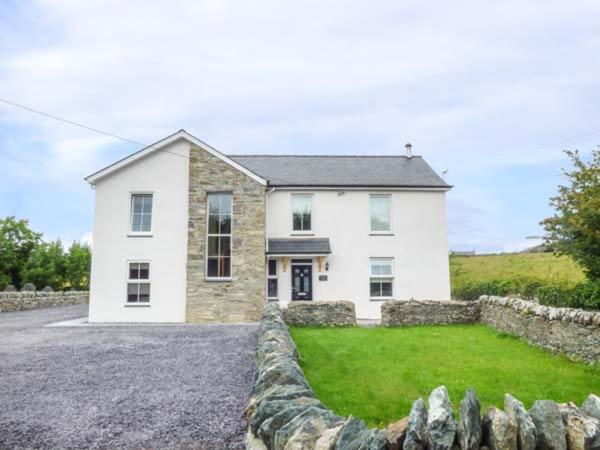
[381,300,480,327]
[186,145,266,323]
[283,301,356,326]
[0,291,88,312]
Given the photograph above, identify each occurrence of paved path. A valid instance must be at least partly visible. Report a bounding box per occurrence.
[0,305,258,449]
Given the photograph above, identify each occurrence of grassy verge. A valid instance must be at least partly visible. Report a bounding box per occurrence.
[290,325,600,428]
[450,253,585,291]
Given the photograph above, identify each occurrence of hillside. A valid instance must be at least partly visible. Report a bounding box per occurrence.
[450,252,586,291]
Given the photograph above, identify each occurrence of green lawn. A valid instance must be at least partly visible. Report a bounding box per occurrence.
[290,325,600,428]
[450,252,585,290]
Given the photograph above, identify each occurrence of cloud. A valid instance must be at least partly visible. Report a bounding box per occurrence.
[1,0,600,251]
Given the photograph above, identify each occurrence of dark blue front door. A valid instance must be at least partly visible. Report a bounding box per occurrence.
[291,262,312,301]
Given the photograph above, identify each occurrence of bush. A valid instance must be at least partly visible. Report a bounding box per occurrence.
[453,278,600,311]
[537,282,600,310]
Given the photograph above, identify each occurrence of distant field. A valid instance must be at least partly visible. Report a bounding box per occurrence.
[450,252,586,290]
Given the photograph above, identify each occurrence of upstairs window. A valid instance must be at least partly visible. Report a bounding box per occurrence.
[206,193,232,279]
[370,194,391,232]
[131,194,153,233]
[370,258,393,299]
[127,262,150,303]
[292,194,312,232]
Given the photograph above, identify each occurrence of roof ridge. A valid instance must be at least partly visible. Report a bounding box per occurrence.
[228,154,423,158]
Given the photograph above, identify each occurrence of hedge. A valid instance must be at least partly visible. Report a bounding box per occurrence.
[452,279,600,310]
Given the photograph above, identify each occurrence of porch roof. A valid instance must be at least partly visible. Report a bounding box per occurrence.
[267,238,331,255]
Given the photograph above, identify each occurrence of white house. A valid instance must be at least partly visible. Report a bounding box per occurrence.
[85,130,451,322]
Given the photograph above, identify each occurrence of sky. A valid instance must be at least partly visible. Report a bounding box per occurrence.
[1,0,600,253]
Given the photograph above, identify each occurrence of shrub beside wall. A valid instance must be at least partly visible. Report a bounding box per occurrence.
[453,279,600,311]
[0,291,88,312]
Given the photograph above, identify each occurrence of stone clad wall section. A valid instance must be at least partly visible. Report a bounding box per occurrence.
[0,291,89,312]
[479,295,600,363]
[282,301,356,326]
[186,145,266,323]
[381,300,480,326]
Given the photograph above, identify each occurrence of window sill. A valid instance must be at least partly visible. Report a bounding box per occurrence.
[127,233,153,238]
[290,232,314,236]
[369,232,394,236]
[124,303,151,307]
[205,277,232,282]
[370,297,394,302]
[267,298,279,302]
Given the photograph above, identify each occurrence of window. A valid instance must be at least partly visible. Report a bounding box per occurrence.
[206,193,232,279]
[370,194,391,232]
[370,258,393,298]
[131,194,153,233]
[292,194,312,232]
[127,262,150,303]
[267,259,278,299]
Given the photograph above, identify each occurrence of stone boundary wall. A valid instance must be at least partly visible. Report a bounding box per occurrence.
[0,291,89,312]
[246,304,386,449]
[381,300,480,327]
[282,301,356,327]
[247,303,600,449]
[479,295,600,363]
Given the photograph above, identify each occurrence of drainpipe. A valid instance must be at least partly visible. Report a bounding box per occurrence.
[265,186,276,254]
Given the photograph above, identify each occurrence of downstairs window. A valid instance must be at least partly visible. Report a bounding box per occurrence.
[370,258,393,299]
[127,262,150,303]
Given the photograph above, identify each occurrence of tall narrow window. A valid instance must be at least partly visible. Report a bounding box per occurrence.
[267,259,278,300]
[370,194,391,232]
[369,258,394,299]
[206,193,232,279]
[127,262,150,303]
[131,194,153,233]
[292,194,312,232]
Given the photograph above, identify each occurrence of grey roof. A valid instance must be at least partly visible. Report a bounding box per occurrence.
[267,238,331,255]
[229,155,450,188]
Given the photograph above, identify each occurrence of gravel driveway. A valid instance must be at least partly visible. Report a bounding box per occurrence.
[0,305,259,449]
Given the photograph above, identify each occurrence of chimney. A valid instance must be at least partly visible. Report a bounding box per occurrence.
[405,143,412,158]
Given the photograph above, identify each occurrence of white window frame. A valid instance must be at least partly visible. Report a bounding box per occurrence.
[267,258,279,300]
[205,192,233,281]
[369,194,392,234]
[125,260,151,306]
[129,192,154,236]
[291,194,314,234]
[369,257,394,300]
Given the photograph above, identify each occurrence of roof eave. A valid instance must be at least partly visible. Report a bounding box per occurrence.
[85,130,267,186]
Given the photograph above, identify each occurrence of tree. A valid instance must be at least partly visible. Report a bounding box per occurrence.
[65,242,92,290]
[0,217,42,289]
[20,240,66,290]
[542,148,600,280]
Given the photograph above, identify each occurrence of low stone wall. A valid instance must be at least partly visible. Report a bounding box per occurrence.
[381,300,480,327]
[246,304,385,449]
[282,301,356,327]
[248,303,600,449]
[479,295,600,363]
[0,291,89,312]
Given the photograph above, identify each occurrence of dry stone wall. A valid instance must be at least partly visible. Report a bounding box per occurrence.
[283,301,356,327]
[381,300,480,326]
[248,303,600,449]
[0,291,88,312]
[479,296,600,363]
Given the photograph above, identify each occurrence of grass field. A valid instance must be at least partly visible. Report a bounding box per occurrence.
[450,252,586,290]
[290,325,600,428]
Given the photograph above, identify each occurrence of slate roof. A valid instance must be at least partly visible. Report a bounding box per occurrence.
[267,238,331,255]
[229,155,450,188]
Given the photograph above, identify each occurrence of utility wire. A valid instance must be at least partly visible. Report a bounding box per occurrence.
[0,97,188,160]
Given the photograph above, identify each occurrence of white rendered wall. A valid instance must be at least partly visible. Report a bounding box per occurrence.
[88,140,189,322]
[266,189,451,319]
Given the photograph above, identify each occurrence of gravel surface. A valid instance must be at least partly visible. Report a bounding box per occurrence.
[0,305,259,449]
